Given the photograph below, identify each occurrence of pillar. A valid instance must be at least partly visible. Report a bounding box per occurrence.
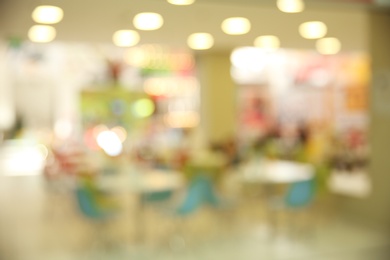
[196,51,237,145]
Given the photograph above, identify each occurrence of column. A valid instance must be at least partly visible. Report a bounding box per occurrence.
[196,51,237,145]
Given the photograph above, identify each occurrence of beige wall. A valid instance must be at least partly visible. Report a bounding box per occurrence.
[196,52,237,144]
[342,10,390,231]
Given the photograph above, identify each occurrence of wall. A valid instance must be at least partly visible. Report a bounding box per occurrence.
[342,9,390,231]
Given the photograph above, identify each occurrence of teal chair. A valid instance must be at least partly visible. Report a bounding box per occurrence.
[75,184,120,251]
[75,186,117,220]
[267,178,317,239]
[285,179,316,208]
[176,174,220,216]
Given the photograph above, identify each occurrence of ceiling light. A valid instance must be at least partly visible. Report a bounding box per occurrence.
[221,17,251,35]
[113,30,140,47]
[316,37,341,55]
[133,12,163,31]
[299,21,327,39]
[277,0,305,13]
[32,5,63,24]
[187,33,214,50]
[28,25,56,43]
[167,0,195,5]
[254,35,280,51]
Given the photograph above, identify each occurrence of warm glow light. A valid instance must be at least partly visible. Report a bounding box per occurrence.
[32,5,63,24]
[132,98,155,118]
[54,119,73,139]
[28,25,56,43]
[125,47,149,67]
[36,144,49,160]
[165,111,199,128]
[187,33,214,50]
[111,126,127,142]
[221,17,251,35]
[277,0,305,13]
[2,141,46,176]
[316,37,342,55]
[143,77,198,96]
[96,130,123,157]
[254,35,280,51]
[113,30,140,47]
[167,0,195,5]
[299,21,327,39]
[144,78,168,96]
[133,12,163,31]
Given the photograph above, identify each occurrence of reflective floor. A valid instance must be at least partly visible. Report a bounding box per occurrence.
[1,174,389,260]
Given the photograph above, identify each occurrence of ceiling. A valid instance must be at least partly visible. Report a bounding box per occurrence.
[0,0,385,52]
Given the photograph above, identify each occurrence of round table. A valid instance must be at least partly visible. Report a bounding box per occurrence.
[240,159,315,184]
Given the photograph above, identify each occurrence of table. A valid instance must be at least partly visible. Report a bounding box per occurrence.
[96,167,185,193]
[240,159,315,184]
[239,159,316,234]
[328,170,371,198]
[95,166,185,242]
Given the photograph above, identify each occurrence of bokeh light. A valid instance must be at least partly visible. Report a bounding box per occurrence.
[277,0,305,13]
[132,98,155,118]
[32,5,63,24]
[133,12,163,31]
[316,37,342,55]
[221,17,251,35]
[28,25,56,43]
[254,35,280,51]
[112,30,140,47]
[299,21,327,39]
[164,111,199,128]
[167,0,195,5]
[187,33,214,50]
[96,130,123,156]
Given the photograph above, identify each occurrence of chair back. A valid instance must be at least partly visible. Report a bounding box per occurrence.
[75,186,106,219]
[285,178,315,208]
[177,174,220,215]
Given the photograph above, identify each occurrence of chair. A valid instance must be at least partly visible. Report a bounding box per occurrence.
[75,186,117,220]
[74,183,120,251]
[267,178,316,239]
[176,174,220,216]
[285,179,316,208]
[168,168,241,249]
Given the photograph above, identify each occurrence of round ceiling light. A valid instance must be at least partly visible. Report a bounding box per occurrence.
[221,17,251,35]
[28,25,56,43]
[187,33,214,50]
[316,37,341,55]
[113,30,140,47]
[32,5,63,24]
[167,0,195,5]
[299,21,327,39]
[133,12,163,31]
[254,35,280,51]
[277,0,305,13]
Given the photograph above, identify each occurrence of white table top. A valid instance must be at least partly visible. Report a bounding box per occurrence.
[328,170,371,198]
[240,159,315,184]
[96,167,185,193]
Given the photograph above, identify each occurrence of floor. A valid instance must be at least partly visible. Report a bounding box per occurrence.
[0,174,389,260]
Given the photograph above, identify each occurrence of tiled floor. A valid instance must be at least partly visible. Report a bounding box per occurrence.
[0,175,389,260]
